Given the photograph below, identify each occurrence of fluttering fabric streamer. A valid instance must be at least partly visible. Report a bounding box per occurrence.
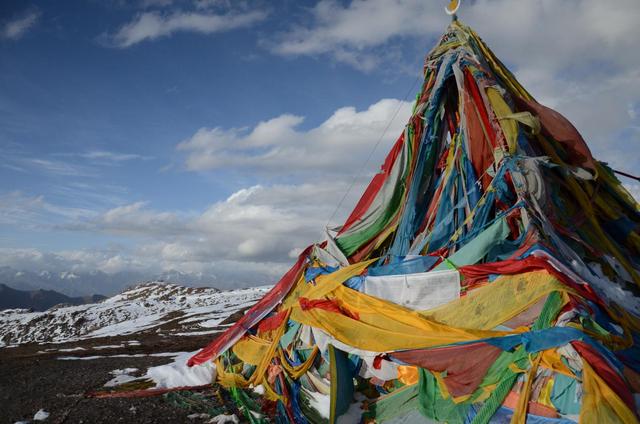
[189,19,640,423]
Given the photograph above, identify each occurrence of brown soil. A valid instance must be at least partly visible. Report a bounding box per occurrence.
[0,333,243,424]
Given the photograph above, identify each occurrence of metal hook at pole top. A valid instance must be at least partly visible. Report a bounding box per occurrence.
[445,0,461,20]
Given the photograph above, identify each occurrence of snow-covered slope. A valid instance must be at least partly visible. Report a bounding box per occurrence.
[0,282,270,347]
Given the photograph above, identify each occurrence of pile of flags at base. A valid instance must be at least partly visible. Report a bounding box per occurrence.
[189,20,640,423]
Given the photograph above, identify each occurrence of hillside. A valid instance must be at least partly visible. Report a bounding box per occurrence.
[0,281,269,347]
[0,281,270,423]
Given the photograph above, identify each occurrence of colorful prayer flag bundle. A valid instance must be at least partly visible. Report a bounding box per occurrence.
[189,20,640,423]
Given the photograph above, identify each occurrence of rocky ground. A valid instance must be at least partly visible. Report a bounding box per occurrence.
[0,333,239,424]
[0,283,268,424]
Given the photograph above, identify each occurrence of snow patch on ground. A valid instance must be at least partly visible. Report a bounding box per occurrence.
[209,414,239,424]
[58,352,185,360]
[173,330,221,336]
[93,344,125,350]
[145,350,216,389]
[33,409,49,421]
[101,350,216,390]
[198,318,225,328]
[104,368,140,387]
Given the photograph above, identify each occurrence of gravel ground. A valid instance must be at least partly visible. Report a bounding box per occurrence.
[0,335,238,424]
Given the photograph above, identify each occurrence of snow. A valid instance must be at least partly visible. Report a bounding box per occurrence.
[59,347,85,352]
[58,352,185,360]
[145,350,216,389]
[303,389,330,419]
[38,347,85,354]
[104,368,140,387]
[58,355,105,361]
[209,414,239,424]
[33,409,49,421]
[98,350,216,390]
[0,282,270,346]
[587,262,640,316]
[337,394,366,424]
[300,390,364,422]
[198,318,225,328]
[173,330,221,336]
[93,344,125,350]
[87,314,165,338]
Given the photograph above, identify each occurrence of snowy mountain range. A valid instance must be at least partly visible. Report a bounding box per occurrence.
[0,281,270,347]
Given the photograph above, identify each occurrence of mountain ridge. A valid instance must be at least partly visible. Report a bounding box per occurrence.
[0,283,106,312]
[0,281,270,347]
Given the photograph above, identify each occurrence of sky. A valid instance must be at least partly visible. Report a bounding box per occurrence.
[1,0,639,293]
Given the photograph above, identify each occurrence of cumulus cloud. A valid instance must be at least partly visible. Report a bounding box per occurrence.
[270,0,442,71]
[109,9,267,47]
[269,0,640,175]
[1,9,41,40]
[6,3,640,291]
[177,98,413,175]
[271,0,640,72]
[3,247,145,276]
[66,182,349,263]
[1,94,406,287]
[0,183,350,289]
[0,244,289,294]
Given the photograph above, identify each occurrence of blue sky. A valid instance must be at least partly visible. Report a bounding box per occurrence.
[1,0,639,292]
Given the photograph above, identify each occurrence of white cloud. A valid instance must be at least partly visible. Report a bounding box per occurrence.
[0,248,73,272]
[67,182,348,263]
[0,95,412,286]
[271,0,640,73]
[6,3,640,291]
[2,9,41,40]
[96,201,184,236]
[177,98,413,175]
[460,1,640,167]
[0,183,346,288]
[271,0,442,70]
[80,150,151,162]
[269,0,640,174]
[110,9,267,47]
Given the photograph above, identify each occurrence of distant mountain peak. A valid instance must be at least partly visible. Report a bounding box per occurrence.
[0,283,106,312]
